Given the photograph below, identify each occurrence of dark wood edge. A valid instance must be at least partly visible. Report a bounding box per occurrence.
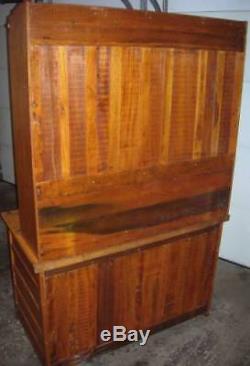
[9,3,246,51]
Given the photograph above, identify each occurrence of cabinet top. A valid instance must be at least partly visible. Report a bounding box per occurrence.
[8,2,247,51]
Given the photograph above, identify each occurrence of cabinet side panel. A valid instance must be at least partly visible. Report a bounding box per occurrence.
[8,4,38,253]
[9,236,45,362]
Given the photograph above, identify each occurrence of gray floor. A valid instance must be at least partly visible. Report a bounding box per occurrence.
[0,181,250,366]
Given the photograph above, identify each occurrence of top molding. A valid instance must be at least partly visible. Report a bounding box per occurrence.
[9,3,247,51]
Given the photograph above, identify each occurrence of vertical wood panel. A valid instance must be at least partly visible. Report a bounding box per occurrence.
[67,46,86,176]
[119,47,142,170]
[57,46,70,178]
[97,259,115,341]
[138,48,151,168]
[202,51,218,157]
[96,46,110,172]
[112,252,142,330]
[210,51,226,156]
[146,48,166,165]
[30,45,244,186]
[168,49,198,162]
[40,46,62,180]
[85,46,99,175]
[141,245,170,327]
[218,52,237,154]
[46,264,97,363]
[108,47,122,172]
[161,49,174,163]
[192,50,208,159]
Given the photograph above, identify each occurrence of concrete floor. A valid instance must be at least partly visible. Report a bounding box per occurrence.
[0,181,250,366]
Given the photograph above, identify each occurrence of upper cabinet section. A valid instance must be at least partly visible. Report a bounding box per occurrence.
[7,3,247,259]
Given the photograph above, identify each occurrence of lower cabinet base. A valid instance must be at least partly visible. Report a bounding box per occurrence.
[8,225,221,366]
[47,305,208,366]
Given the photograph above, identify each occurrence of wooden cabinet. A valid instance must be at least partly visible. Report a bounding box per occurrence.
[2,2,246,365]
[8,226,221,365]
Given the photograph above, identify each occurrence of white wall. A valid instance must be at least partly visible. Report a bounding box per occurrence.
[53,0,159,11]
[168,0,250,12]
[0,4,15,183]
[53,0,138,8]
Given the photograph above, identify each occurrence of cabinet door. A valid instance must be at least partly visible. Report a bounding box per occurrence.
[46,263,98,363]
[97,225,221,341]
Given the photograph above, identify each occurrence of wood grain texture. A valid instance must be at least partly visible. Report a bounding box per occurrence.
[2,210,228,274]
[43,226,221,363]
[46,263,98,363]
[5,3,246,365]
[2,154,234,262]
[28,3,246,51]
[8,234,46,363]
[107,226,219,329]
[7,226,221,365]
[30,45,245,188]
[8,3,39,253]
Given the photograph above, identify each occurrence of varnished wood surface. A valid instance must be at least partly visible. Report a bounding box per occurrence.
[45,226,221,364]
[7,3,246,259]
[7,223,222,365]
[30,44,243,185]
[24,3,247,51]
[96,227,220,336]
[2,153,234,262]
[9,236,45,362]
[6,3,247,365]
[8,3,39,252]
[39,189,229,235]
[36,155,233,206]
[2,210,228,273]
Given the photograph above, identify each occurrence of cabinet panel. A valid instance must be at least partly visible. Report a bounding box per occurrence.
[45,263,98,363]
[95,227,220,345]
